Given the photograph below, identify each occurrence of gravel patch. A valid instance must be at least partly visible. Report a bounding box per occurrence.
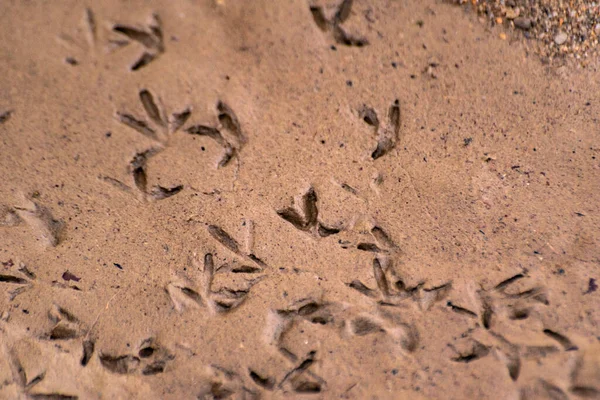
[450,0,600,65]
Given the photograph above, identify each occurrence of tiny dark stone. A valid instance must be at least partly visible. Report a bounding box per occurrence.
[514,17,532,30]
[113,263,123,270]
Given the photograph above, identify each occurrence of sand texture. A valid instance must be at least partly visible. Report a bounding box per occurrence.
[0,0,599,399]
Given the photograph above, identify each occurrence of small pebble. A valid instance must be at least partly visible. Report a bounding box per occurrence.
[554,31,567,45]
[514,17,531,31]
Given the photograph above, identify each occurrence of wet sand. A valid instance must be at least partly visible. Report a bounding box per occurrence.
[0,0,599,398]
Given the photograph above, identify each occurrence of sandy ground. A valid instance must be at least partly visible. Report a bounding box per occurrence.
[0,0,599,399]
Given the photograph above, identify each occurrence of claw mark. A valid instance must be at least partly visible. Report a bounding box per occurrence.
[28,395,78,400]
[489,332,521,381]
[5,347,50,396]
[570,387,600,398]
[112,26,159,51]
[302,187,319,227]
[481,298,493,329]
[7,348,27,388]
[139,89,166,128]
[123,150,183,201]
[167,253,263,314]
[309,0,368,46]
[99,354,141,374]
[57,7,101,66]
[47,304,84,340]
[186,125,227,146]
[279,351,317,388]
[185,101,246,168]
[497,348,521,381]
[420,283,452,311]
[0,262,35,300]
[294,380,322,393]
[340,182,358,195]
[372,258,390,297]
[117,88,188,142]
[84,8,96,46]
[348,256,449,312]
[217,101,246,148]
[309,7,328,31]
[109,89,190,200]
[0,275,28,284]
[397,323,419,352]
[97,339,172,376]
[199,365,258,399]
[347,257,449,313]
[130,52,157,71]
[359,100,401,160]
[450,340,490,363]
[49,324,79,340]
[117,112,157,140]
[81,339,95,366]
[504,287,549,305]
[371,226,397,249]
[543,329,578,351]
[494,274,525,292]
[446,301,478,318]
[166,283,204,312]
[169,109,191,134]
[13,201,64,248]
[347,280,377,298]
[149,185,183,200]
[48,304,79,324]
[18,264,36,280]
[113,13,164,71]
[356,224,400,256]
[332,24,368,47]
[277,208,306,231]
[359,106,379,127]
[535,379,568,400]
[100,176,133,198]
[142,361,165,375]
[350,316,385,336]
[207,224,268,269]
[25,372,45,391]
[357,242,383,252]
[335,0,353,24]
[277,186,341,238]
[208,225,240,253]
[131,150,152,193]
[228,265,261,274]
[249,369,275,390]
